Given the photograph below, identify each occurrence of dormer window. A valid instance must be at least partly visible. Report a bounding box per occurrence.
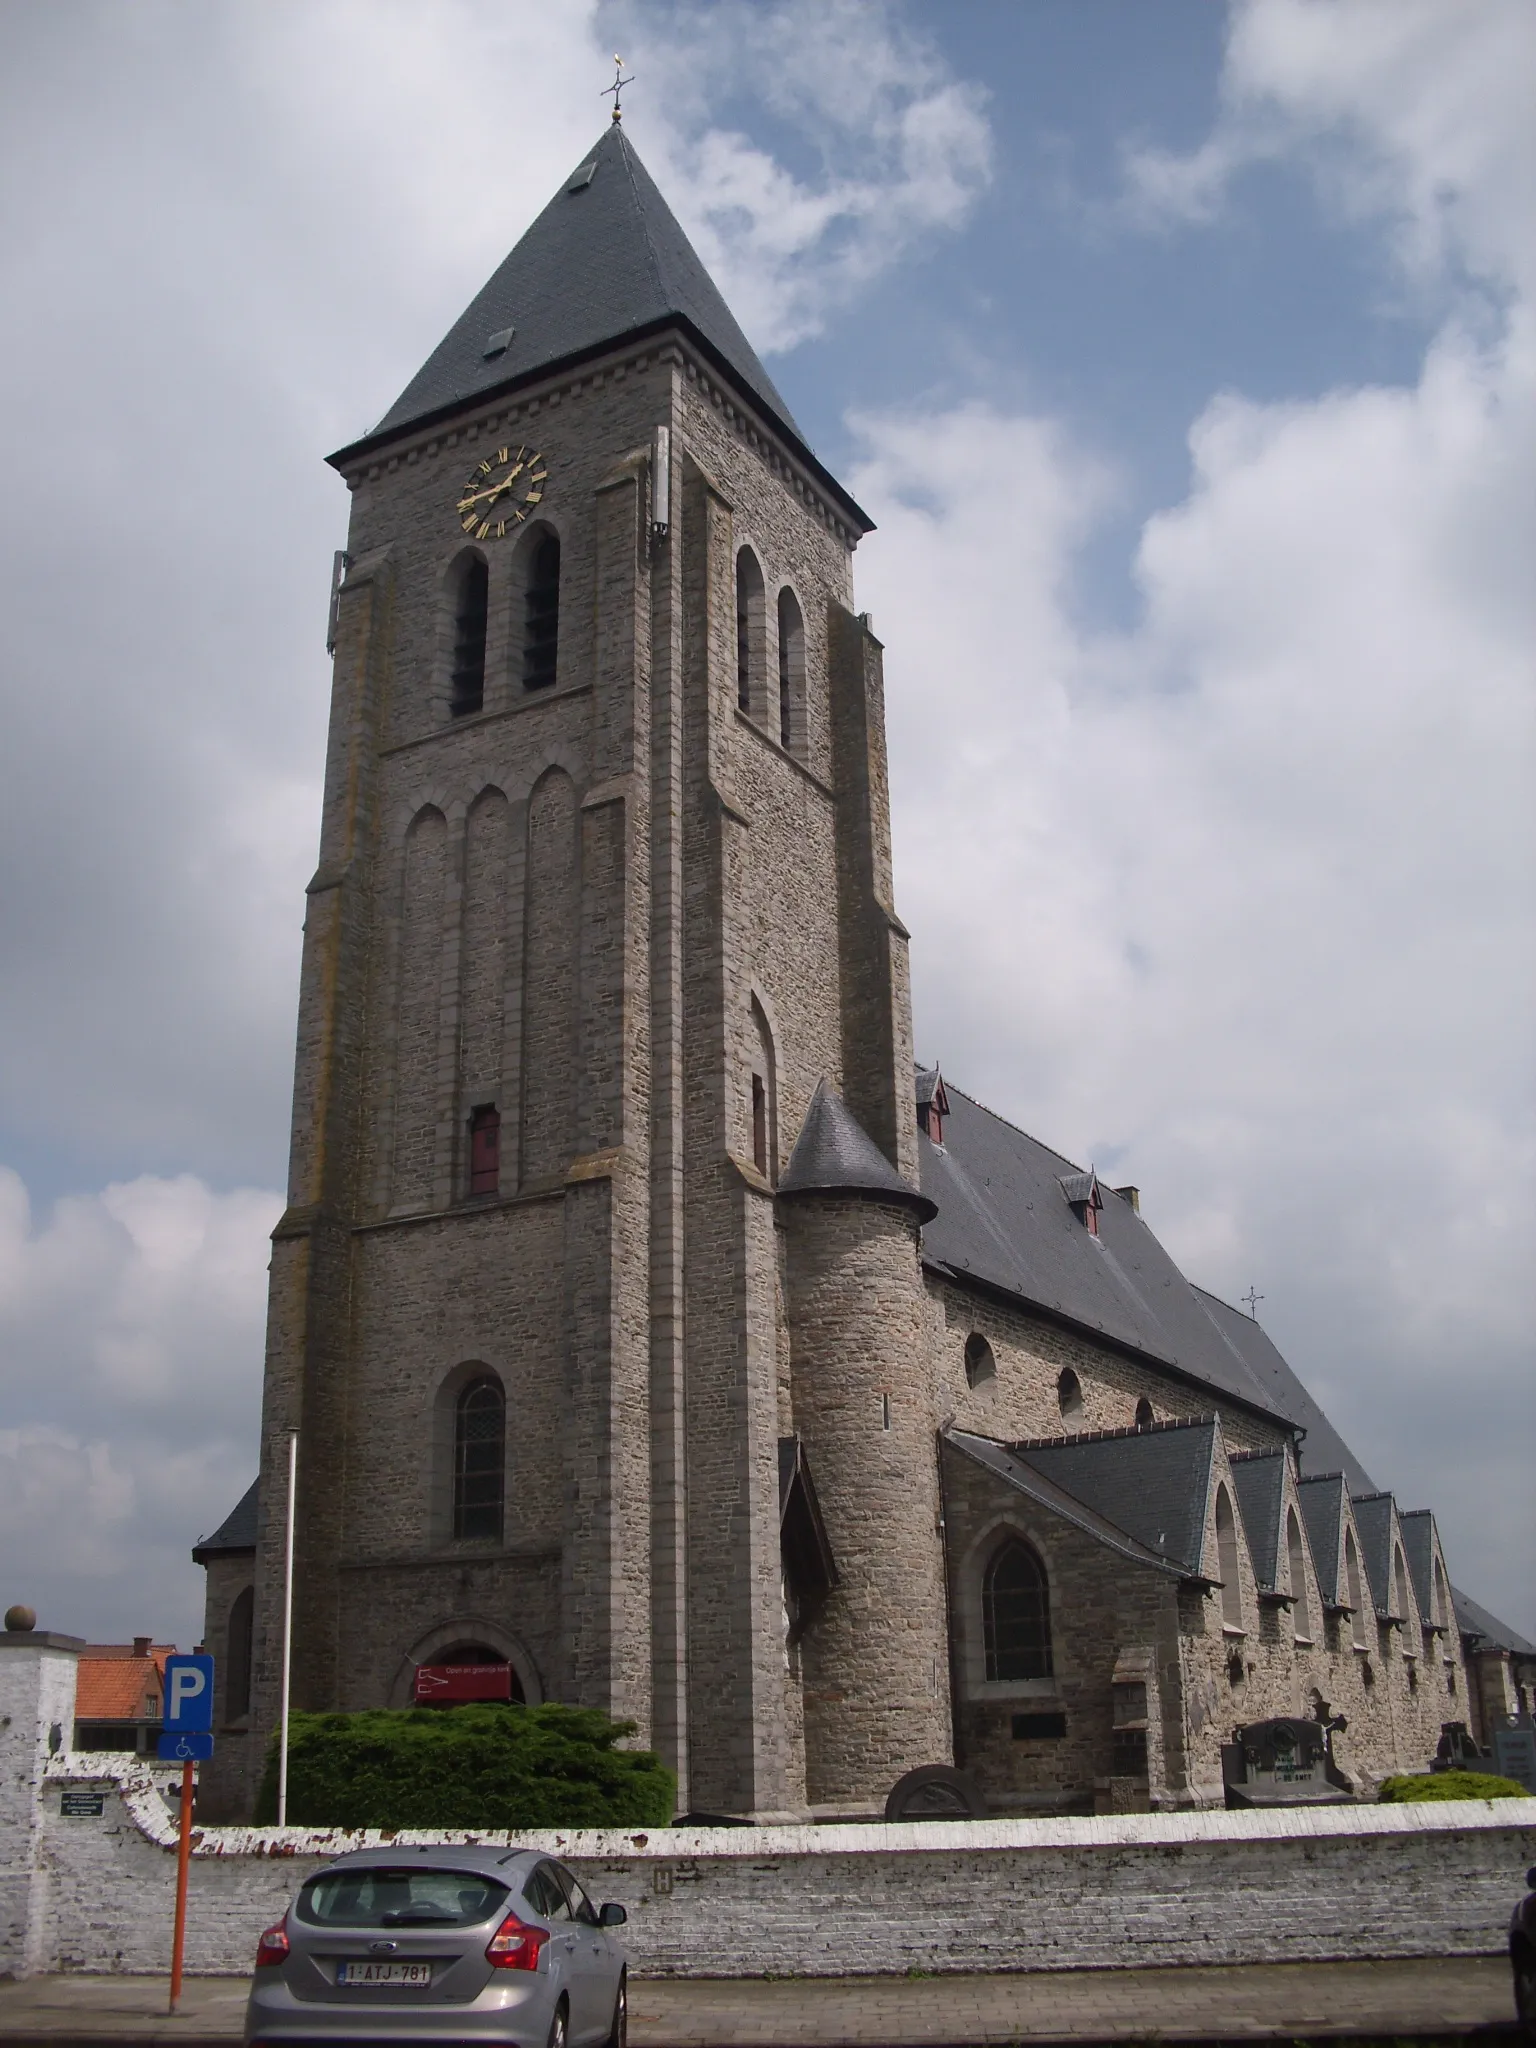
[916,1065,950,1143]
[1060,1170,1103,1236]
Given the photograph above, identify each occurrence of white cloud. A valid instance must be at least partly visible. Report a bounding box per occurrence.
[0,1169,279,1642]
[856,0,1536,1634]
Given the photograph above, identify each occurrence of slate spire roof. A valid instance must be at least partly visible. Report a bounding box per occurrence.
[334,122,873,535]
[779,1080,936,1221]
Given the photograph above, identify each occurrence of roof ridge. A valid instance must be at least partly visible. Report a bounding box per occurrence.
[1006,1414,1216,1452]
[944,1083,1086,1174]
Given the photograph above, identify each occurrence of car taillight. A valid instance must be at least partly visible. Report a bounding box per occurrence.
[485,1911,549,1971]
[254,1917,290,1967]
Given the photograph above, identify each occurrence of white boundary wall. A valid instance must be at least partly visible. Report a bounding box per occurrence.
[26,1756,1536,1979]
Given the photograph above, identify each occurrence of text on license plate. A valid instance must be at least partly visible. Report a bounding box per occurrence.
[337,1961,433,1987]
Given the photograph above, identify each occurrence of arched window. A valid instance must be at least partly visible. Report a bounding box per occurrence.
[748,994,778,1184]
[453,1375,505,1540]
[1215,1483,1243,1630]
[736,548,764,716]
[522,534,560,690]
[451,556,489,716]
[1134,1397,1154,1428]
[1287,1507,1312,1642]
[1057,1367,1083,1425]
[776,586,804,751]
[468,1104,500,1197]
[1344,1527,1366,1647]
[982,1538,1053,1680]
[1392,1546,1412,1630]
[964,1334,996,1388]
[1432,1558,1449,1632]
[225,1584,254,1723]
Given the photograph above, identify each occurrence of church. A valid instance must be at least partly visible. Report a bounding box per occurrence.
[195,118,1530,1823]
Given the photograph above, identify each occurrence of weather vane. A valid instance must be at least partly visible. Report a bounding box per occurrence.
[1242,1285,1264,1320]
[602,54,634,123]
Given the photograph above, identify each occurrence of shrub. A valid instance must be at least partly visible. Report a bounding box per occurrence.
[254,1702,675,1829]
[1378,1769,1527,1803]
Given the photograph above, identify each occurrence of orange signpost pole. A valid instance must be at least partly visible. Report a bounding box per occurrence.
[168,1757,195,2013]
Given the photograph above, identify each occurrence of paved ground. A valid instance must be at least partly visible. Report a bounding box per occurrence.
[0,1955,1517,2044]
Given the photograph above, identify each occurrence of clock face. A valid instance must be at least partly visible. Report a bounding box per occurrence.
[455,445,548,540]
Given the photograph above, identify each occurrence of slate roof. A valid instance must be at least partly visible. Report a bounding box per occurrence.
[918,1084,1376,1485]
[779,1081,935,1220]
[1452,1585,1536,1658]
[1005,1417,1220,1577]
[1296,1473,1347,1606]
[1349,1492,1401,1619]
[1230,1452,1286,1592]
[192,1477,258,1562]
[334,125,870,537]
[1398,1509,1441,1627]
[945,1430,1191,1580]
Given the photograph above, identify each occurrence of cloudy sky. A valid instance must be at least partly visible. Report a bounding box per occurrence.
[1,0,1531,1649]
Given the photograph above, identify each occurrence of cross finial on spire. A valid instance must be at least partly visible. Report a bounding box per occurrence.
[602,54,634,123]
[1242,1285,1264,1320]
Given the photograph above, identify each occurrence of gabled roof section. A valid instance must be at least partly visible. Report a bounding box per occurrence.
[944,1430,1190,1580]
[1349,1492,1400,1618]
[76,1650,169,1724]
[1006,1417,1220,1577]
[1296,1472,1347,1606]
[1230,1451,1286,1593]
[1194,1288,1374,1492]
[779,1080,935,1220]
[1398,1509,1441,1627]
[918,1083,1379,1484]
[1452,1585,1536,1658]
[192,1477,258,1563]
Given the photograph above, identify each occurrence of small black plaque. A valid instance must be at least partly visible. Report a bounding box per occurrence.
[1012,1712,1067,1740]
[61,1790,105,1818]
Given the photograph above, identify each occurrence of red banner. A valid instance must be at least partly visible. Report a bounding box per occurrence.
[413,1662,512,1704]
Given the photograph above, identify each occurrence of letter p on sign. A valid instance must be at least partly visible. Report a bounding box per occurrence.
[163,1654,215,1734]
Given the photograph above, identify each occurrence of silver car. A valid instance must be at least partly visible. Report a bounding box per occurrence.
[244,1844,628,2046]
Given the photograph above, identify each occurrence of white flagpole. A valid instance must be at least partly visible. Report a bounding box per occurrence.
[277,1430,298,1826]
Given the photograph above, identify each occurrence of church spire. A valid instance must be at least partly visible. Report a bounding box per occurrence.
[339,123,808,465]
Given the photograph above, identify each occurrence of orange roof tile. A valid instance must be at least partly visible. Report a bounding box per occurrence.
[75,1645,175,1724]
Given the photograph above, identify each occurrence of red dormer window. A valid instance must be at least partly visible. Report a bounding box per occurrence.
[916,1068,950,1144]
[469,1105,501,1197]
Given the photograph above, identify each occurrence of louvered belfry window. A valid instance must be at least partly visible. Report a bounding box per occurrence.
[983,1538,1053,1680]
[451,557,489,716]
[454,1376,505,1540]
[522,535,560,689]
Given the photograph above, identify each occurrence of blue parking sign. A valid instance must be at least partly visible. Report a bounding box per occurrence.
[161,1651,215,1750]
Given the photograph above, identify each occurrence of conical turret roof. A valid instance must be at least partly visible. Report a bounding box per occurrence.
[350,123,803,453]
[779,1080,935,1221]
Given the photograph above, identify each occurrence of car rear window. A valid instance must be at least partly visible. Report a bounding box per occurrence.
[296,1867,510,1929]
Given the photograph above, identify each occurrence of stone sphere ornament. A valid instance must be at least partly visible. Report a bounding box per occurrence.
[4,1604,38,1632]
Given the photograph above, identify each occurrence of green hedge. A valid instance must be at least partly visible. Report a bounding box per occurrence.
[1378,1769,1527,1803]
[254,1703,675,1829]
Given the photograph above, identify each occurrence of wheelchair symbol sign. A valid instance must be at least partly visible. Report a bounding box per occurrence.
[157,1728,215,1761]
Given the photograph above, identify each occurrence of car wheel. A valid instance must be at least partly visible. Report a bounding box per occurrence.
[546,1999,569,2048]
[603,1969,627,2048]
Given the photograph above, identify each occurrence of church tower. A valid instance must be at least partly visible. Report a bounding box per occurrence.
[204,120,949,1820]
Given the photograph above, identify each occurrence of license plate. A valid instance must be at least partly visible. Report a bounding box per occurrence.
[336,1960,434,1987]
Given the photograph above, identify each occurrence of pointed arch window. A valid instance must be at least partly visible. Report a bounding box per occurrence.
[1134,1397,1154,1428]
[522,534,560,690]
[736,547,764,715]
[1344,1527,1367,1647]
[983,1538,1053,1680]
[776,586,804,751]
[225,1584,254,1723]
[451,556,489,716]
[1287,1507,1313,1642]
[468,1105,501,1197]
[1057,1367,1083,1425]
[453,1375,505,1540]
[1215,1483,1243,1630]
